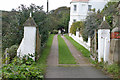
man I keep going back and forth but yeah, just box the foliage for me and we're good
[101,2,118,27]
[64,35,90,58]
[7,45,18,60]
[104,64,120,77]
[70,21,84,35]
[2,11,23,52]
[58,35,76,64]
[51,30,58,34]
[2,55,43,79]
[95,62,120,79]
[84,12,103,37]
[48,7,70,33]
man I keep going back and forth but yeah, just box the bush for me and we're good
[51,30,58,34]
[2,55,43,79]
[70,21,84,35]
[7,45,18,60]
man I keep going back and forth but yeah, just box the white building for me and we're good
[69,0,109,33]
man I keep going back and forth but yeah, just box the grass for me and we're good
[64,35,91,58]
[58,35,76,64]
[33,34,54,74]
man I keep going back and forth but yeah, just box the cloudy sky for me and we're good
[0,0,71,12]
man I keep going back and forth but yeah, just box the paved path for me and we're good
[45,35,109,78]
[47,35,58,67]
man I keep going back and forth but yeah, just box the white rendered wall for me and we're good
[76,31,79,37]
[98,29,110,62]
[70,33,90,51]
[17,26,36,60]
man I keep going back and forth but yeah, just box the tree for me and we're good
[101,2,118,27]
[48,7,70,33]
[83,12,103,38]
[70,21,84,35]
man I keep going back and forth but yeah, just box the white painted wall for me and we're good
[17,26,36,60]
[76,31,79,37]
[70,33,91,51]
[98,29,110,62]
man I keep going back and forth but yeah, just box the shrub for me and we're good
[7,45,18,60]
[2,55,43,79]
[70,21,84,35]
[51,30,58,34]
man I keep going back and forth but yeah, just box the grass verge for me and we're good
[58,35,76,64]
[64,35,90,58]
[33,34,54,74]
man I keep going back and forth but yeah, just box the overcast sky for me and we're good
[0,0,71,12]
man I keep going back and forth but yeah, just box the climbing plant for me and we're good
[70,21,84,35]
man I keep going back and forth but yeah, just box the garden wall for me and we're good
[69,33,91,51]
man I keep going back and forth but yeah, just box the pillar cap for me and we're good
[98,21,110,29]
[23,17,37,27]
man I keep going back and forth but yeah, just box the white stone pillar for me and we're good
[98,20,110,62]
[17,17,37,61]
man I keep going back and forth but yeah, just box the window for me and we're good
[73,19,76,22]
[88,5,92,11]
[74,5,77,11]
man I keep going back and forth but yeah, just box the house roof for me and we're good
[72,0,89,2]
[98,21,110,29]
[23,17,37,27]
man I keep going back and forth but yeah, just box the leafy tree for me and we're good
[83,12,103,38]
[70,21,84,35]
[101,2,118,27]
[48,7,70,33]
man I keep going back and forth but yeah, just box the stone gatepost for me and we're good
[98,17,110,62]
[109,27,120,64]
[17,14,41,61]
[109,3,120,65]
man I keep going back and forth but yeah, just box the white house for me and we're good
[68,0,109,33]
